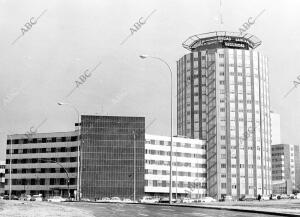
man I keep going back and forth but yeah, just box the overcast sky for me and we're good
[0,0,299,159]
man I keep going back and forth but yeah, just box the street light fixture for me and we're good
[139,54,173,204]
[57,102,81,201]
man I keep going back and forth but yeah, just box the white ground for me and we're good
[0,200,94,217]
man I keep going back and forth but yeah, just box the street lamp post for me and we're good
[139,55,173,204]
[39,159,70,199]
[57,102,80,200]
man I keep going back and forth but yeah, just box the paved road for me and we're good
[62,202,278,217]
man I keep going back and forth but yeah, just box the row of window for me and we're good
[6,157,78,165]
[6,178,76,185]
[146,180,207,188]
[146,140,205,149]
[7,147,78,155]
[145,160,206,168]
[6,167,77,174]
[221,183,258,189]
[145,150,206,159]
[146,169,206,177]
[7,136,78,145]
[221,164,259,169]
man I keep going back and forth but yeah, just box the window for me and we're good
[221,183,226,188]
[221,164,226,168]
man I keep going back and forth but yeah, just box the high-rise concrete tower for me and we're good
[177,31,272,199]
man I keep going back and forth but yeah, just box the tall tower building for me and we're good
[177,32,272,199]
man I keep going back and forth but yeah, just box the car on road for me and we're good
[201,197,217,203]
[140,196,159,203]
[47,196,66,202]
[181,198,193,203]
[110,197,121,203]
[261,195,270,200]
[295,193,300,199]
[239,195,256,201]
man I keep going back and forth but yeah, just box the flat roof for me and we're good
[182,31,262,51]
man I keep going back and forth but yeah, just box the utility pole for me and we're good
[9,135,12,200]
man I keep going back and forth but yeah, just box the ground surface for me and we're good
[0,200,93,217]
[0,199,300,217]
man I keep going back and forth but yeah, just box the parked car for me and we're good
[261,195,270,200]
[122,198,132,203]
[181,198,193,203]
[201,197,217,203]
[98,197,110,202]
[295,193,300,199]
[140,196,159,203]
[270,194,281,200]
[221,195,233,202]
[280,194,289,199]
[158,197,176,203]
[110,197,121,203]
[47,196,66,202]
[81,198,91,202]
[239,195,256,201]
[289,194,296,199]
[11,195,19,200]
[19,195,31,201]
[3,195,9,200]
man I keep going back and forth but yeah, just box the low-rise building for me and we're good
[5,131,79,198]
[145,134,206,199]
[271,144,300,194]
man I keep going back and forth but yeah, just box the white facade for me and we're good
[270,111,281,145]
[178,44,272,199]
[144,134,206,199]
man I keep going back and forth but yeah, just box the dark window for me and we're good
[71,147,77,152]
[42,138,47,143]
[23,149,28,154]
[50,178,55,185]
[13,149,18,154]
[6,150,9,154]
[52,137,56,143]
[71,136,77,142]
